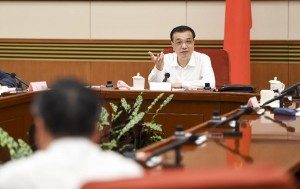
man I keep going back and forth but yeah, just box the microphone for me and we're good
[280,81,300,95]
[123,133,208,168]
[10,73,29,87]
[162,73,170,82]
[211,107,253,129]
[261,89,294,107]
[146,134,199,161]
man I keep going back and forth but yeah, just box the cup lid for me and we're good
[132,73,144,79]
[269,77,281,84]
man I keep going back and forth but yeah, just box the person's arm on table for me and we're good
[0,70,17,87]
[181,55,216,89]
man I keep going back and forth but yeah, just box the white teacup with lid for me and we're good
[269,77,285,93]
[132,73,145,90]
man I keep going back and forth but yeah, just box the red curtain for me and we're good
[224,0,252,85]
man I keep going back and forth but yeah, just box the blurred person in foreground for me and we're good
[0,78,143,189]
[148,25,215,89]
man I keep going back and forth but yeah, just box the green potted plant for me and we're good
[98,93,173,153]
[0,128,32,163]
[0,93,173,162]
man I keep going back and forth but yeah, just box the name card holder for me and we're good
[29,81,48,91]
[247,96,259,109]
[149,82,172,91]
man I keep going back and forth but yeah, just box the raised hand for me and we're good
[148,51,164,71]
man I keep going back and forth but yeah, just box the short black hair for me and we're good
[170,25,196,41]
[31,78,101,138]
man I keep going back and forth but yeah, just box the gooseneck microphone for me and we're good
[280,81,300,95]
[261,88,294,107]
[10,73,29,87]
[211,107,253,129]
[146,134,198,161]
[162,73,170,82]
[261,81,300,106]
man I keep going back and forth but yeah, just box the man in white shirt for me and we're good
[0,79,143,189]
[148,25,215,89]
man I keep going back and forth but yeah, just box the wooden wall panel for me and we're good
[0,39,300,92]
[289,64,300,86]
[90,61,154,88]
[0,60,90,86]
[0,59,295,92]
[251,62,289,91]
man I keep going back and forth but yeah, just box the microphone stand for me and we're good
[223,120,243,137]
[263,81,300,105]
[173,146,181,168]
[261,89,294,108]
[146,134,199,168]
[9,73,29,91]
[15,81,23,92]
[293,87,300,99]
[210,107,253,137]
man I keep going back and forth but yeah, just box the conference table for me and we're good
[1,88,300,181]
[137,100,300,180]
[99,88,258,137]
[0,88,257,141]
[0,88,258,161]
[0,88,256,162]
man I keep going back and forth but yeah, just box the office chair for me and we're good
[163,48,231,88]
[82,165,296,189]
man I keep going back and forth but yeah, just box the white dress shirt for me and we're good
[148,51,216,89]
[0,138,143,189]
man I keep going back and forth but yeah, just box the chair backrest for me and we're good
[82,165,296,189]
[163,48,231,88]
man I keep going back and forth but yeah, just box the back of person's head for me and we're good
[31,78,101,138]
[170,25,196,41]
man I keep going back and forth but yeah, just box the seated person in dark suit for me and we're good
[0,69,17,87]
[0,78,143,189]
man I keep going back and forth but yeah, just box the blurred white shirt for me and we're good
[0,138,143,189]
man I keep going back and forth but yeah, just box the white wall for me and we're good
[0,1,91,39]
[91,1,187,39]
[251,1,289,40]
[0,1,299,40]
[289,1,300,40]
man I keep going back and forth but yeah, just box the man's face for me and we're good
[171,30,195,60]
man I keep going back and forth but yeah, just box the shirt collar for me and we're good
[171,51,196,67]
[48,137,92,150]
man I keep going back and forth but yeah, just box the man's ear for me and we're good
[34,117,51,150]
[91,126,101,144]
[171,41,175,51]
